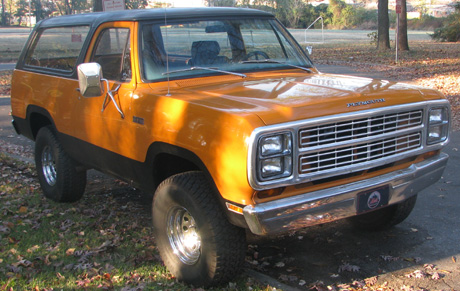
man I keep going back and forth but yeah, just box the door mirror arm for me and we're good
[77,63,124,119]
[101,79,124,119]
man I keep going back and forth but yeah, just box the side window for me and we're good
[90,28,131,81]
[24,26,90,72]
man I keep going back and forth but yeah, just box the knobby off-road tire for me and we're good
[35,126,87,202]
[152,171,246,287]
[348,195,417,231]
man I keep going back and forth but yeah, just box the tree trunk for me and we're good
[377,0,391,50]
[398,0,409,51]
[34,0,42,23]
[65,0,71,14]
[93,0,103,12]
[1,0,6,26]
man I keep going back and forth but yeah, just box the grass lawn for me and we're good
[0,154,266,290]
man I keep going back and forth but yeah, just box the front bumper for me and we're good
[243,153,449,235]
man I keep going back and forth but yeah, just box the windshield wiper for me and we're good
[163,66,246,78]
[240,59,313,73]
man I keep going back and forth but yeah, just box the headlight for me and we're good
[260,135,284,156]
[427,107,448,145]
[258,133,292,180]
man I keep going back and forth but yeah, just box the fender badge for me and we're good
[367,191,382,209]
[347,98,385,107]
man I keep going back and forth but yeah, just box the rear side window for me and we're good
[24,26,90,72]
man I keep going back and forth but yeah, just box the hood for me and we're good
[159,72,444,125]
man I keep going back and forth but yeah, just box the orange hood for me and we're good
[168,72,445,125]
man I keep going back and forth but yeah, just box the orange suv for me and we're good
[11,7,450,286]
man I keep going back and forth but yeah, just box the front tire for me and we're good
[35,126,87,202]
[152,171,246,287]
[348,195,417,231]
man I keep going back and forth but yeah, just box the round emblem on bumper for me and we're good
[367,191,381,209]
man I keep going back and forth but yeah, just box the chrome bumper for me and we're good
[243,153,449,235]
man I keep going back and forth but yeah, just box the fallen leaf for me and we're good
[66,248,76,256]
[365,276,378,286]
[424,264,436,270]
[27,245,40,253]
[310,281,328,291]
[381,255,399,262]
[12,259,32,268]
[338,263,360,273]
[0,225,10,233]
[405,269,426,279]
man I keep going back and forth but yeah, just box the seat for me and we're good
[190,41,229,66]
[142,26,167,80]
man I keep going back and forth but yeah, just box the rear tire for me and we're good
[152,171,246,287]
[35,126,86,202]
[348,195,417,231]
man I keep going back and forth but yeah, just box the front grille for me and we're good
[298,109,423,176]
[299,110,423,148]
[299,132,421,174]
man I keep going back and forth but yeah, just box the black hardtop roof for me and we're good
[37,7,274,28]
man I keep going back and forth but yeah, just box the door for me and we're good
[72,22,141,164]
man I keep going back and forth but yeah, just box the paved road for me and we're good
[1,66,459,290]
[0,63,15,71]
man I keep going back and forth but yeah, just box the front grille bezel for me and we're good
[248,101,450,191]
[297,110,423,177]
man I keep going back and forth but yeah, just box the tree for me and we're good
[1,0,6,26]
[431,2,460,42]
[125,0,147,10]
[14,0,28,26]
[55,0,72,15]
[398,0,409,51]
[377,0,390,50]
[205,0,237,6]
[414,0,429,17]
[287,0,306,28]
[93,0,102,12]
[33,0,42,23]
[328,0,347,27]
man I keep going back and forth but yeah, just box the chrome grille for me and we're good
[298,109,423,176]
[299,110,423,148]
[299,132,421,174]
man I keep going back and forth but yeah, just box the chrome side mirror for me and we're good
[306,46,313,55]
[77,63,104,97]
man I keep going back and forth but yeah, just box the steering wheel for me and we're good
[243,51,270,61]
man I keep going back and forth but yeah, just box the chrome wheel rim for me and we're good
[41,145,57,186]
[167,206,201,265]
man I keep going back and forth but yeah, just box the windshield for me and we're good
[140,18,313,81]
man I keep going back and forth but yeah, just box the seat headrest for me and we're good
[191,41,221,58]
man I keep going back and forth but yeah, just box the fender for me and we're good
[13,105,56,141]
[145,142,248,228]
